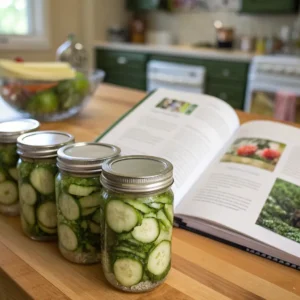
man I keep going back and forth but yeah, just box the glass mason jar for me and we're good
[0,119,40,216]
[100,155,174,292]
[17,131,74,241]
[56,142,121,264]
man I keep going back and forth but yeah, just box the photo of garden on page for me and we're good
[177,121,300,258]
[99,89,239,207]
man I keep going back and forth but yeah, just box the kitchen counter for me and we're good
[94,41,255,62]
[1,84,300,300]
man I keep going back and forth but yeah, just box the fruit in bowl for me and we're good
[0,60,104,122]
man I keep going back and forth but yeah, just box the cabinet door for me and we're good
[240,0,297,13]
[126,0,160,11]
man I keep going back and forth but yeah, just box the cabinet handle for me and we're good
[222,69,230,77]
[117,57,128,65]
[219,92,228,100]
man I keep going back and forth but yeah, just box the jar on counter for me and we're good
[56,142,121,264]
[0,119,40,216]
[17,131,74,241]
[100,155,174,292]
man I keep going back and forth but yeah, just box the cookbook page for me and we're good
[177,121,300,258]
[97,88,239,207]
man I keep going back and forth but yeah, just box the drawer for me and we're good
[97,50,147,72]
[207,83,245,109]
[105,72,146,90]
[240,0,297,13]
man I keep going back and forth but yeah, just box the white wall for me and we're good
[148,11,296,45]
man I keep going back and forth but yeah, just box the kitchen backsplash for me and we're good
[147,11,296,45]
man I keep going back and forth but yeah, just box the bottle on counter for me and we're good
[56,142,121,264]
[129,13,146,44]
[17,131,74,241]
[56,34,88,74]
[0,119,40,216]
[100,155,174,292]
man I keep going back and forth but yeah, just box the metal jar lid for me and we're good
[100,155,174,193]
[57,142,121,174]
[17,130,74,159]
[0,119,40,143]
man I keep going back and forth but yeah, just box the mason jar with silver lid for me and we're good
[0,119,40,216]
[56,142,121,264]
[17,130,74,241]
[100,155,174,292]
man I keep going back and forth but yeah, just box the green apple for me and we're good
[27,91,59,114]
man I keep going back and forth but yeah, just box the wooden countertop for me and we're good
[1,84,300,300]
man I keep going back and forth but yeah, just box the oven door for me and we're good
[245,81,300,123]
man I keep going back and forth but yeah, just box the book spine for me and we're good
[175,222,300,271]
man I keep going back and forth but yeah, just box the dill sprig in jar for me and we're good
[56,142,121,264]
[100,155,174,292]
[0,119,39,216]
[17,131,74,241]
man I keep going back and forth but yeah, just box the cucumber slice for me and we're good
[154,226,172,245]
[113,258,143,287]
[147,241,171,280]
[8,168,18,181]
[38,222,57,234]
[155,195,172,204]
[89,221,101,234]
[0,181,18,205]
[59,193,80,221]
[148,202,164,210]
[81,207,97,216]
[132,218,159,243]
[92,209,101,224]
[58,224,78,251]
[164,204,173,223]
[81,220,88,230]
[144,212,156,218]
[30,168,55,195]
[79,192,101,208]
[123,199,154,214]
[106,200,139,233]
[157,210,172,230]
[20,183,37,205]
[22,203,35,225]
[68,184,98,197]
[114,246,146,259]
[37,202,57,228]
[0,170,5,183]
[117,232,133,241]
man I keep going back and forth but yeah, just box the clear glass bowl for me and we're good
[0,70,105,122]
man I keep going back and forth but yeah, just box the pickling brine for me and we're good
[100,155,174,292]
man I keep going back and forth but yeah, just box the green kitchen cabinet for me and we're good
[126,0,160,11]
[96,49,147,90]
[240,0,298,14]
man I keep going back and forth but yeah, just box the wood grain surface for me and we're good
[0,84,299,300]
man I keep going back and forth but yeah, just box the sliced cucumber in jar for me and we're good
[132,218,160,244]
[155,195,172,204]
[59,193,80,221]
[157,210,172,230]
[58,224,78,251]
[79,192,101,208]
[30,168,55,195]
[92,209,101,224]
[22,203,36,225]
[68,184,98,197]
[113,257,143,287]
[37,202,57,228]
[89,221,101,234]
[8,168,18,181]
[164,204,173,223]
[0,170,6,183]
[38,222,57,235]
[114,246,146,259]
[20,183,37,205]
[147,202,164,210]
[0,181,18,205]
[123,199,154,214]
[154,226,172,245]
[144,212,157,218]
[147,241,171,281]
[81,207,97,216]
[106,200,140,233]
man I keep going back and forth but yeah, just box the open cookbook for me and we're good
[96,88,300,270]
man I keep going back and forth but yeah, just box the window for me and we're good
[0,0,49,50]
